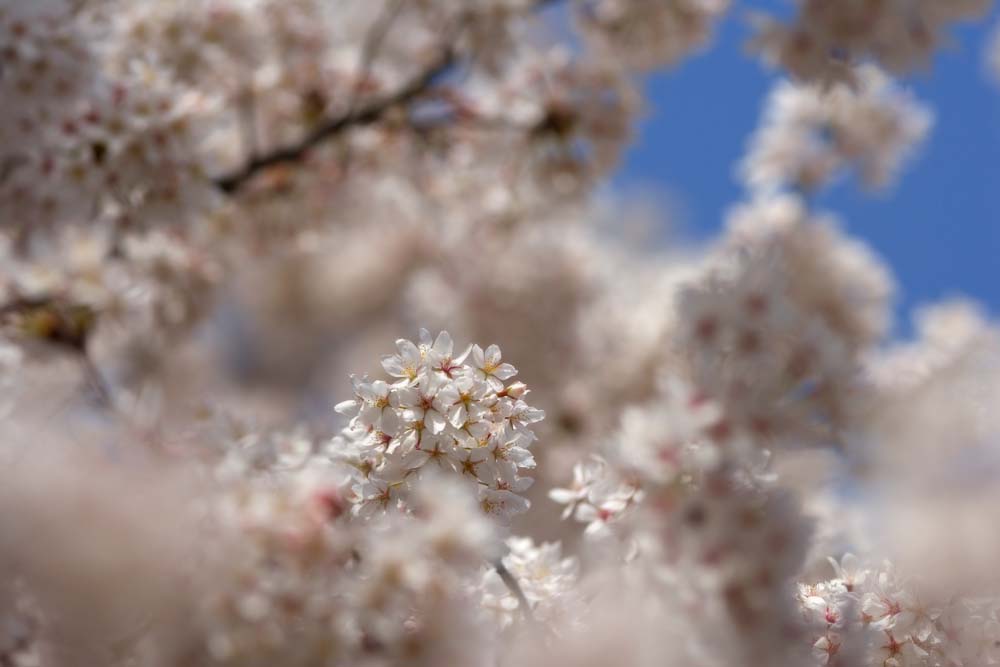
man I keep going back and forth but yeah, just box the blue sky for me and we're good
[615,3,1000,335]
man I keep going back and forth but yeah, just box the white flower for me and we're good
[501,398,546,438]
[549,456,607,520]
[469,343,518,391]
[419,328,471,377]
[828,553,867,593]
[397,373,451,435]
[811,633,841,665]
[355,478,405,518]
[575,483,634,538]
[550,454,641,537]
[381,337,424,384]
[861,565,916,632]
[443,375,490,428]
[478,485,530,519]
[400,433,457,471]
[336,377,400,435]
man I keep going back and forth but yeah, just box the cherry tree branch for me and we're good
[211,0,568,195]
[212,48,456,194]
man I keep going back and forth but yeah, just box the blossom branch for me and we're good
[212,47,456,194]
[212,0,567,195]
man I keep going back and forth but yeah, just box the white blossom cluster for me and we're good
[549,375,816,665]
[742,66,933,193]
[476,536,580,627]
[575,0,729,71]
[0,1,215,231]
[751,0,993,83]
[674,195,894,451]
[799,555,1000,666]
[334,331,544,521]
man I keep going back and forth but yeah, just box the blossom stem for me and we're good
[495,560,535,622]
[81,354,113,409]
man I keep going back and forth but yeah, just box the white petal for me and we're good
[334,399,359,415]
[397,339,421,363]
[493,363,517,380]
[453,343,473,364]
[485,344,502,365]
[381,355,406,377]
[448,404,467,428]
[549,488,579,504]
[380,409,400,435]
[433,331,453,356]
[426,410,447,434]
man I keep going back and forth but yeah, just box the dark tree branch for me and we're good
[212,48,456,194]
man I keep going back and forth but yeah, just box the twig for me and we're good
[339,0,407,173]
[347,0,406,117]
[81,353,113,409]
[495,559,535,622]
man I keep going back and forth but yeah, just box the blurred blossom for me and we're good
[750,0,992,83]
[742,66,932,194]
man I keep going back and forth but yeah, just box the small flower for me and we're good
[381,337,423,384]
[397,373,450,435]
[549,456,607,520]
[478,484,531,519]
[469,343,518,391]
[419,328,470,377]
[828,553,867,593]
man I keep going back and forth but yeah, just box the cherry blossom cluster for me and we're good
[333,331,544,521]
[0,1,215,231]
[799,555,1000,667]
[548,379,724,538]
[476,536,579,627]
[198,463,355,665]
[677,195,893,448]
[647,475,813,666]
[550,375,816,665]
[550,454,642,537]
[751,0,993,83]
[742,65,933,193]
[195,464,512,667]
[575,0,729,71]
